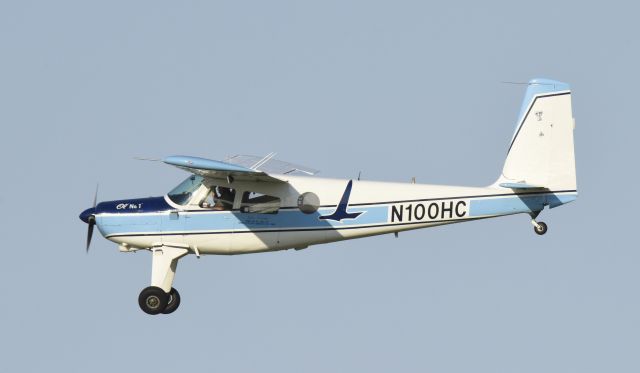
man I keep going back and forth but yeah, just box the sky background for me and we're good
[0,1,638,372]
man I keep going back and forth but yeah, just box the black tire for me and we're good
[534,221,548,235]
[162,288,181,314]
[138,286,169,315]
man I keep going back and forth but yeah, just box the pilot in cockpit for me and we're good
[201,186,235,210]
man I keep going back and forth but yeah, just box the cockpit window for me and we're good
[200,186,236,211]
[168,175,204,205]
[240,191,280,214]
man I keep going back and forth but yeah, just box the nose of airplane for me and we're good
[79,207,96,224]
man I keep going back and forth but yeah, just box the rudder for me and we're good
[497,78,577,192]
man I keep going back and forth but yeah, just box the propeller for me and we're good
[82,184,99,253]
[86,215,95,252]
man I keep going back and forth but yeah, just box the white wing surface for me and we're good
[224,154,319,176]
[163,154,318,183]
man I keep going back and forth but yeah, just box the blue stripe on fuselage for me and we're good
[469,192,577,217]
[97,205,388,237]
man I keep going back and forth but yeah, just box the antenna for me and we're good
[500,81,554,86]
[134,157,161,162]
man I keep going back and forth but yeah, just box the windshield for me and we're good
[167,175,204,205]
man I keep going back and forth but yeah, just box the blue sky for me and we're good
[1,1,638,372]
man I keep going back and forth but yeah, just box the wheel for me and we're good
[534,221,548,235]
[138,286,169,315]
[162,288,181,314]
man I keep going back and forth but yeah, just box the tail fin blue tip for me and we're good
[517,78,571,124]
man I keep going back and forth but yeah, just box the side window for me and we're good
[200,186,236,211]
[240,191,280,214]
[168,175,205,205]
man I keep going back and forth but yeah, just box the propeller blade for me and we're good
[86,183,98,253]
[87,220,96,254]
[86,218,95,253]
[93,184,99,208]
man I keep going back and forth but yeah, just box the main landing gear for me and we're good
[530,212,548,236]
[138,246,188,315]
[138,286,181,315]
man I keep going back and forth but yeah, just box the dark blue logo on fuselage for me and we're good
[319,180,363,222]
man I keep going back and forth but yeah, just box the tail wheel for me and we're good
[534,221,548,235]
[138,286,169,315]
[162,288,181,314]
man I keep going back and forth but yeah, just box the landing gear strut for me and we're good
[138,246,188,315]
[530,212,548,235]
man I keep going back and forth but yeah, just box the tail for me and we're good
[495,78,577,200]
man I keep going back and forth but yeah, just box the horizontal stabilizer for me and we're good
[499,182,545,189]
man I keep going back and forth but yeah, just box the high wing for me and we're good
[224,154,319,176]
[163,154,318,183]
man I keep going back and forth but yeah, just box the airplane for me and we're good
[79,78,578,315]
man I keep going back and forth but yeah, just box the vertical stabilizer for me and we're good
[497,79,576,192]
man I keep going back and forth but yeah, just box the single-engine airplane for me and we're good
[79,78,577,315]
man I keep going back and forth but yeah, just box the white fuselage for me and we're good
[95,175,577,255]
